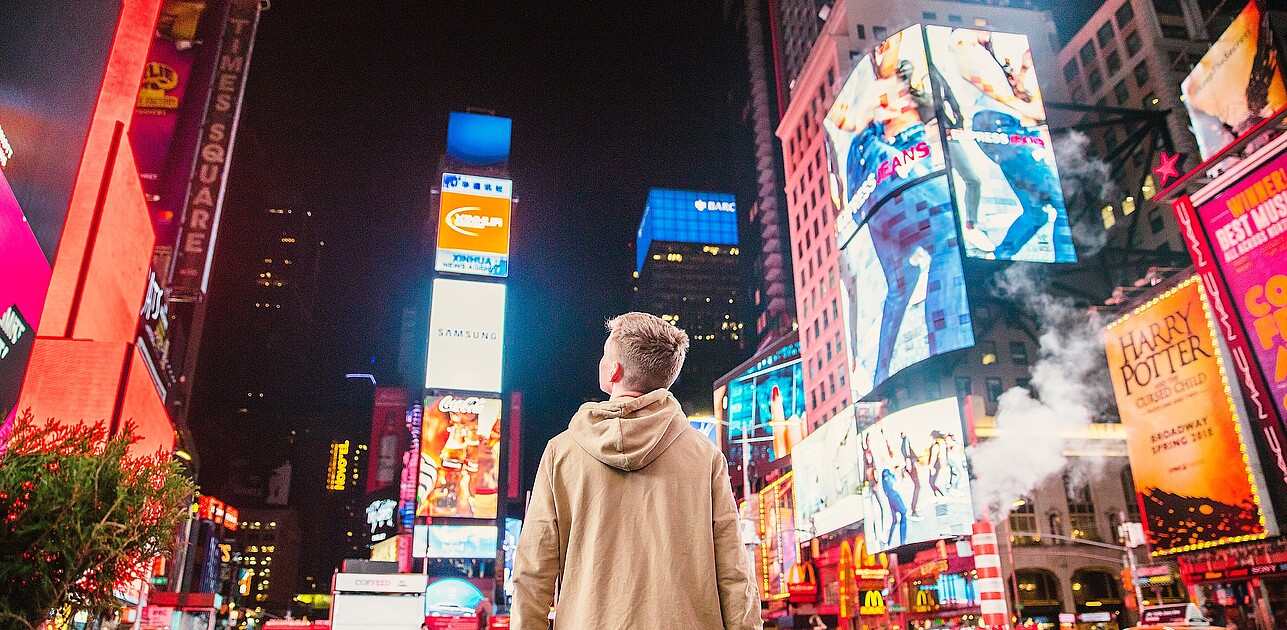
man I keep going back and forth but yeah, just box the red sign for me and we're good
[224,506,239,531]
[488,617,510,630]
[368,387,408,494]
[787,562,819,604]
[425,618,476,630]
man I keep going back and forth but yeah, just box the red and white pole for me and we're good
[972,520,1010,630]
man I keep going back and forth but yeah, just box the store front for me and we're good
[1012,568,1063,629]
[1179,539,1287,630]
[899,545,983,629]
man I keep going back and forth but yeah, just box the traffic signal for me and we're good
[1121,568,1138,610]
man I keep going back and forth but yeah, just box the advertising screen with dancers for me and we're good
[924,26,1076,263]
[858,398,974,553]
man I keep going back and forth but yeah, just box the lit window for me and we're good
[1101,205,1116,229]
[1122,196,1136,216]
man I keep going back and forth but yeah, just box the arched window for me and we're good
[1072,567,1124,614]
[1012,569,1063,609]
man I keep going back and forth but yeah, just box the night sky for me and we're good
[200,0,1103,491]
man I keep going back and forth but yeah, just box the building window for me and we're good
[1010,499,1040,545]
[1072,569,1124,612]
[1149,207,1165,234]
[985,377,1004,404]
[1124,30,1142,56]
[980,341,998,365]
[1087,68,1103,92]
[1113,79,1129,105]
[1065,472,1102,541]
[1010,341,1029,365]
[1079,41,1097,68]
[1116,1,1135,29]
[1122,196,1136,216]
[949,14,962,23]
[856,24,866,39]
[923,11,937,20]
[955,377,972,398]
[1014,570,1063,611]
[1071,85,1085,103]
[1063,59,1079,83]
[1133,59,1150,87]
[1160,22,1188,40]
[873,26,887,39]
[1096,22,1116,49]
[1105,50,1121,75]
[1101,205,1117,229]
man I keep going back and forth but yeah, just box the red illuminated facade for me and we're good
[16,0,175,458]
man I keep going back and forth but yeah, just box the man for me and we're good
[512,313,761,630]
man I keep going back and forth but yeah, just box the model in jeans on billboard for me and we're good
[948,29,1059,260]
[511,313,761,630]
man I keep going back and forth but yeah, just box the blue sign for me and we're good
[636,188,738,273]
[446,112,512,166]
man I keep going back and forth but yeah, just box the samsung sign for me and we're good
[425,278,506,393]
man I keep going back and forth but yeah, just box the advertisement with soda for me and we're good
[417,395,501,519]
[1198,150,1287,436]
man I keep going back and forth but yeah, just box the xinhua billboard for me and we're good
[424,278,506,393]
[435,172,512,278]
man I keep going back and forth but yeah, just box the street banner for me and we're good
[170,0,261,299]
[1104,277,1272,554]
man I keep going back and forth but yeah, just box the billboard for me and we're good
[859,398,973,552]
[446,112,512,166]
[368,387,408,494]
[436,173,513,278]
[502,518,522,598]
[757,472,798,601]
[793,405,883,539]
[425,278,506,393]
[719,337,804,475]
[398,403,423,534]
[824,26,946,243]
[1182,1,1287,161]
[635,188,738,273]
[0,169,51,425]
[838,205,973,400]
[925,26,1076,263]
[1196,150,1287,441]
[424,577,487,618]
[417,395,501,519]
[1104,277,1272,554]
[412,524,498,559]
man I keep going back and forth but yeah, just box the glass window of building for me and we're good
[1063,59,1079,83]
[949,14,962,23]
[1010,341,1029,365]
[1106,50,1121,75]
[1088,68,1103,92]
[1013,569,1063,609]
[1125,30,1142,56]
[1113,79,1130,105]
[1010,499,1040,545]
[872,26,887,40]
[1149,207,1165,234]
[1072,568,1124,612]
[923,11,937,20]
[856,24,866,39]
[985,377,1004,404]
[1065,472,1102,541]
[1079,41,1097,67]
[1101,205,1117,229]
[980,341,997,365]
[1133,60,1150,87]
[1116,1,1135,28]
[1097,22,1116,48]
[1152,0,1183,17]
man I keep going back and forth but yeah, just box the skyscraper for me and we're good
[632,188,747,413]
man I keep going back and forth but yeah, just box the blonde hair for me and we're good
[605,312,690,392]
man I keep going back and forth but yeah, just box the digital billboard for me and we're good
[446,111,512,166]
[502,518,522,598]
[838,202,973,400]
[635,188,738,273]
[1196,150,1287,441]
[1182,1,1286,161]
[859,398,973,552]
[719,336,804,475]
[425,278,506,393]
[436,173,512,278]
[793,404,884,539]
[412,524,498,559]
[757,472,798,601]
[417,395,501,519]
[1104,277,1273,554]
[824,25,946,244]
[925,26,1076,263]
[424,577,487,618]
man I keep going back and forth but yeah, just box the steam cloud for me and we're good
[968,264,1115,521]
[1054,131,1116,256]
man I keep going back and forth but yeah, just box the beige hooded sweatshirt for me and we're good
[511,389,762,630]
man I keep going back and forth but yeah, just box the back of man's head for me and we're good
[605,312,690,393]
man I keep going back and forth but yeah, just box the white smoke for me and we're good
[1054,130,1116,256]
[969,264,1115,520]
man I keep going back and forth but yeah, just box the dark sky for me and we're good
[204,0,756,487]
[202,0,1105,493]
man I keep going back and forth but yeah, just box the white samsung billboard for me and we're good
[425,278,506,393]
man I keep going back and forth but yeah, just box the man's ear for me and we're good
[609,361,625,384]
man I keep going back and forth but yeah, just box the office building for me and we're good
[633,188,747,413]
[235,509,303,617]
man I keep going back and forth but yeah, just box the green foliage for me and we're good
[0,409,196,630]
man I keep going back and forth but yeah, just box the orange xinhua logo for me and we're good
[438,190,511,256]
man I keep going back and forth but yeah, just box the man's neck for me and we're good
[609,386,648,400]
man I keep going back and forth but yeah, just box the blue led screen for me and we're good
[636,188,738,273]
[446,112,512,166]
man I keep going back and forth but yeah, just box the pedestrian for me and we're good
[511,312,762,630]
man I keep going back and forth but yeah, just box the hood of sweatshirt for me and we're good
[569,389,688,471]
